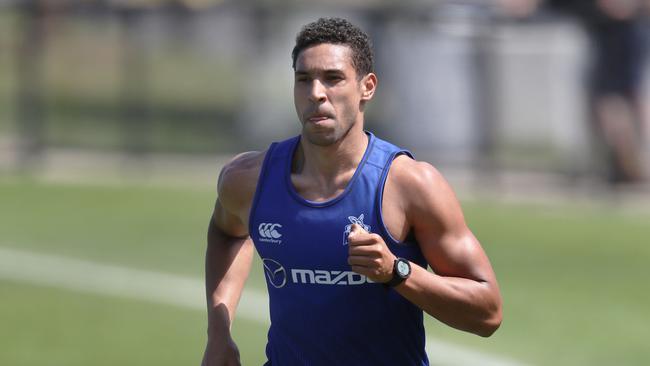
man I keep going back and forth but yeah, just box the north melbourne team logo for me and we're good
[343,214,371,245]
[258,223,282,244]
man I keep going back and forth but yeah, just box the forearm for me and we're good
[395,263,502,337]
[205,220,254,338]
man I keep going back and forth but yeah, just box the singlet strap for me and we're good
[248,141,279,235]
[374,149,414,246]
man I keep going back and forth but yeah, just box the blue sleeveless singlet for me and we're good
[249,132,429,366]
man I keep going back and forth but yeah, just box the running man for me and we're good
[202,17,502,366]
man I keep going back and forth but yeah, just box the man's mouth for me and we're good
[309,116,329,122]
[307,114,332,123]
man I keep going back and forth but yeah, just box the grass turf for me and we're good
[0,178,648,365]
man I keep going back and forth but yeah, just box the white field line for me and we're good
[0,247,528,366]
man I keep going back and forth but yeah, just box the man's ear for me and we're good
[360,73,377,102]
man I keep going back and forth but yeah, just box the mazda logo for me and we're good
[262,258,287,289]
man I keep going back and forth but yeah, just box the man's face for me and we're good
[293,43,370,146]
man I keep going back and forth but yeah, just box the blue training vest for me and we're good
[249,132,429,366]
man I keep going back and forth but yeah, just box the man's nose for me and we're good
[309,79,327,103]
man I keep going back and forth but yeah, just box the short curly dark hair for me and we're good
[291,17,374,78]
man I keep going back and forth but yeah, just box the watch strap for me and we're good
[385,258,410,287]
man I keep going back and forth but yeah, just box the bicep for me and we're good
[419,227,495,283]
[212,150,263,239]
[409,166,496,283]
[212,198,249,239]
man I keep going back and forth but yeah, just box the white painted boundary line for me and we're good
[0,247,528,366]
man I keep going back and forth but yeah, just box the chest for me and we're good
[290,170,355,203]
[252,198,378,270]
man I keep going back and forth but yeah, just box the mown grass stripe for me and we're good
[0,246,528,366]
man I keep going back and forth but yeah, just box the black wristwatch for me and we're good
[385,258,411,287]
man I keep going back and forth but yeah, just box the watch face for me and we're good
[396,260,410,276]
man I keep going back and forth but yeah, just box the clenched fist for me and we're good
[347,224,397,283]
[201,334,241,366]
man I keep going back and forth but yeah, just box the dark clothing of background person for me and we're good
[548,0,648,183]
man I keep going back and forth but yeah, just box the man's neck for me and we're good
[294,127,369,183]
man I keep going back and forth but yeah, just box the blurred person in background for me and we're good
[202,17,502,366]
[499,0,649,184]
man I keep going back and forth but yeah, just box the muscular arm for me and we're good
[394,160,502,337]
[204,202,253,343]
[201,152,263,366]
[347,157,502,336]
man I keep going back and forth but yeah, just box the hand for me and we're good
[347,224,397,283]
[201,335,241,366]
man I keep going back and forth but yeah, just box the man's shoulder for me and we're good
[387,155,459,208]
[221,151,266,177]
[387,155,463,228]
[217,150,267,208]
[389,154,446,191]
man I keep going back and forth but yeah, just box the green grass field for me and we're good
[1,178,649,365]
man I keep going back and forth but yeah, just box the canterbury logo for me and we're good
[258,223,282,239]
